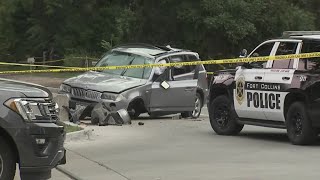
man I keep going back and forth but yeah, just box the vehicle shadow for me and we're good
[238,131,320,146]
[134,116,181,121]
[239,131,289,143]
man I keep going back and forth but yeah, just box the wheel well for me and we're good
[209,86,229,104]
[284,92,307,118]
[128,98,146,113]
[0,126,19,163]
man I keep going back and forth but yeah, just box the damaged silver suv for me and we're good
[59,44,208,120]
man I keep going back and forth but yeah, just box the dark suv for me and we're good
[0,79,65,180]
[208,31,320,145]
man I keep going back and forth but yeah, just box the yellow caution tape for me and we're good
[0,52,319,74]
[33,59,65,64]
[33,57,99,64]
[0,61,77,69]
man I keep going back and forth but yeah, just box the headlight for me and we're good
[5,98,58,122]
[60,84,71,93]
[101,93,123,101]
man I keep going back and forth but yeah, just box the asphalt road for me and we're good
[59,107,320,180]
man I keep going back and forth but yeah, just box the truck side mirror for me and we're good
[239,49,248,58]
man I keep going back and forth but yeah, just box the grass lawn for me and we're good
[57,121,83,133]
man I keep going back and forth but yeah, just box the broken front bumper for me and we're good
[69,96,129,111]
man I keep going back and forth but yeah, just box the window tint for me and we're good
[272,42,298,69]
[251,42,274,57]
[249,42,275,69]
[299,41,320,71]
[170,55,195,77]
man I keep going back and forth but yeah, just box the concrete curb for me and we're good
[63,121,94,142]
[56,166,84,180]
[66,128,94,142]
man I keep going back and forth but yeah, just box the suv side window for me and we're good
[299,41,320,71]
[249,42,275,68]
[272,42,298,69]
[171,55,186,76]
[187,55,197,72]
[170,55,196,78]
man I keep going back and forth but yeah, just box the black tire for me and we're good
[128,104,141,120]
[286,102,317,145]
[209,95,244,135]
[181,93,203,119]
[0,136,16,180]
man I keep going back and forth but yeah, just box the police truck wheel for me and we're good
[209,95,243,135]
[286,102,317,145]
[0,136,16,180]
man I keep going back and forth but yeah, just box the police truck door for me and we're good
[234,41,277,120]
[262,40,301,122]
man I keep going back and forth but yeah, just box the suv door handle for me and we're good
[185,87,194,92]
[282,77,291,81]
[255,76,263,80]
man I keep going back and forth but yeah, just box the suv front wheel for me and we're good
[0,136,16,180]
[286,102,317,145]
[209,95,243,135]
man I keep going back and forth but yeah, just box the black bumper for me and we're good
[12,122,66,178]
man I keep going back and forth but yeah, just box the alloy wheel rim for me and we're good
[192,97,201,117]
[215,104,229,128]
[0,154,3,178]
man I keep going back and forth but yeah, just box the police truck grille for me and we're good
[71,88,101,100]
[44,100,59,121]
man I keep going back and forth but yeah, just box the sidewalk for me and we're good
[56,149,128,180]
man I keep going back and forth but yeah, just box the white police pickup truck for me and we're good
[208,31,320,145]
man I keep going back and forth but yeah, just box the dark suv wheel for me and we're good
[286,102,317,145]
[209,95,243,135]
[0,136,16,180]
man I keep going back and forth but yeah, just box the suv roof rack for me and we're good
[114,43,166,50]
[282,31,320,38]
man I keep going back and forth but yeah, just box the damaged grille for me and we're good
[71,88,102,100]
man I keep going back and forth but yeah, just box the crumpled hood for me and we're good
[0,79,50,98]
[63,71,148,93]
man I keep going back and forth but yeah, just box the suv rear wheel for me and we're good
[209,95,243,135]
[181,93,202,119]
[286,102,317,145]
[0,136,16,180]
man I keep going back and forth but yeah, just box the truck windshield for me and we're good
[95,51,154,79]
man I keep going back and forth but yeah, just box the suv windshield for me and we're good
[95,51,154,79]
